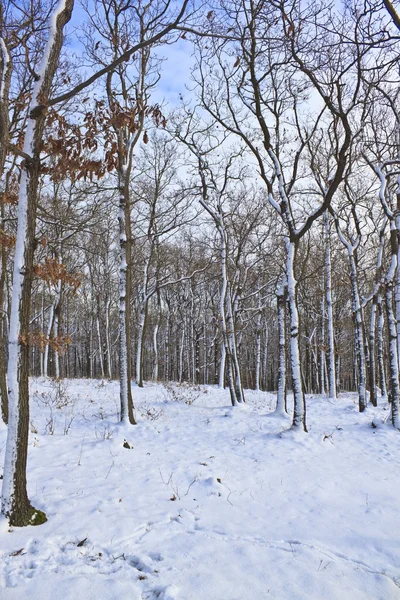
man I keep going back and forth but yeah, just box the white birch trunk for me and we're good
[118,170,130,422]
[97,317,104,378]
[286,240,306,430]
[369,224,385,407]
[219,343,226,389]
[136,250,151,387]
[89,315,94,379]
[219,227,238,406]
[53,263,62,380]
[2,0,74,525]
[153,294,161,381]
[377,297,388,401]
[43,303,55,377]
[349,253,366,412]
[179,326,185,383]
[105,298,112,378]
[385,243,400,429]
[319,269,326,395]
[276,283,287,415]
[136,305,146,387]
[324,211,336,400]
[225,281,244,403]
[255,294,262,391]
[262,323,268,390]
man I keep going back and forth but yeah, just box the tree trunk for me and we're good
[1,0,74,525]
[255,295,262,391]
[262,322,268,391]
[276,283,287,414]
[136,298,148,388]
[369,226,385,407]
[0,200,9,423]
[377,297,387,401]
[118,168,135,423]
[324,211,336,400]
[369,298,378,407]
[219,343,226,389]
[349,253,366,412]
[385,248,400,429]
[105,298,112,378]
[286,239,307,431]
[153,292,161,381]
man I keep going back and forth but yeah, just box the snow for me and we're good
[1,379,400,599]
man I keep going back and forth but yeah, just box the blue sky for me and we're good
[64,0,194,109]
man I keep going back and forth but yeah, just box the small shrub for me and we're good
[33,380,74,435]
[162,382,201,405]
[138,402,164,421]
[33,379,73,410]
[94,424,113,440]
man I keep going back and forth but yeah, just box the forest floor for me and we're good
[0,378,399,599]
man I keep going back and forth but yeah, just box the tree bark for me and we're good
[1,0,74,526]
[286,240,307,431]
[276,283,287,414]
[324,211,336,400]
[118,169,135,423]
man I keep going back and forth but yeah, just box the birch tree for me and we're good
[362,81,400,426]
[331,203,368,412]
[1,0,74,527]
[0,0,51,422]
[323,211,336,399]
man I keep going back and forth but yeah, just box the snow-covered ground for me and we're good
[0,378,399,599]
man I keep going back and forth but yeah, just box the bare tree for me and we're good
[1,0,74,527]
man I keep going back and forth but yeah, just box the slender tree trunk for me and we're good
[136,298,148,388]
[349,253,366,412]
[369,299,378,407]
[53,261,62,379]
[377,297,387,401]
[319,309,325,395]
[385,233,400,429]
[262,322,268,391]
[324,211,336,400]
[153,292,161,381]
[219,235,237,406]
[276,283,287,414]
[319,232,326,394]
[118,168,135,423]
[165,302,170,381]
[226,282,245,403]
[219,343,226,389]
[105,298,112,378]
[0,0,12,424]
[0,201,8,423]
[286,239,307,431]
[218,224,244,405]
[336,354,341,394]
[178,326,185,383]
[136,249,151,387]
[91,317,95,376]
[255,295,262,391]
[96,316,104,378]
[2,0,74,525]
[43,302,54,377]
[369,226,385,407]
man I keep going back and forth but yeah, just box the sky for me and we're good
[64,0,195,110]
